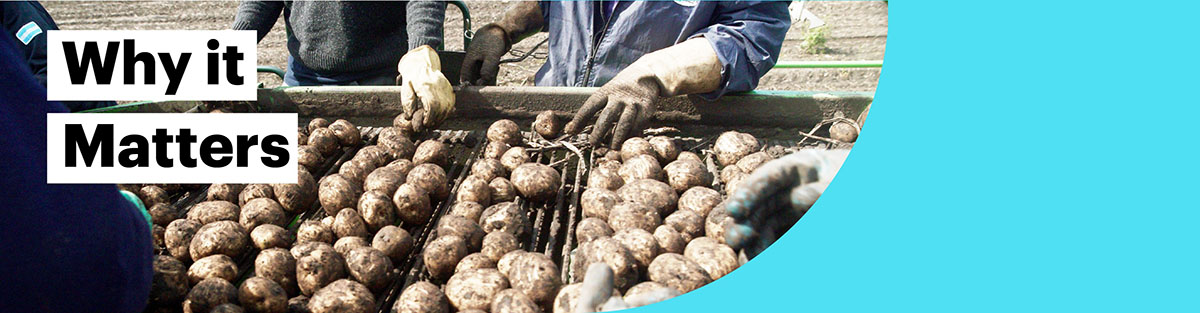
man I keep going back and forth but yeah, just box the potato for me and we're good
[723,170,747,196]
[735,151,772,173]
[648,253,711,293]
[479,202,528,237]
[572,237,637,289]
[510,163,561,201]
[830,120,859,143]
[287,296,310,313]
[255,248,299,296]
[329,119,361,146]
[187,200,239,225]
[470,159,506,182]
[491,289,539,313]
[208,184,245,202]
[487,119,522,145]
[318,174,361,215]
[613,228,660,269]
[424,235,468,279]
[334,237,369,257]
[357,191,396,232]
[607,202,661,233]
[166,219,203,262]
[595,158,621,172]
[332,208,370,239]
[363,166,405,196]
[488,177,518,203]
[149,255,189,307]
[648,136,680,163]
[308,128,340,156]
[664,159,713,194]
[308,279,375,313]
[603,150,622,161]
[587,164,624,191]
[148,203,177,226]
[617,179,678,216]
[445,268,509,311]
[251,225,293,250]
[190,220,250,260]
[273,170,318,214]
[378,127,417,159]
[392,281,449,313]
[373,225,414,263]
[296,243,347,296]
[354,145,392,168]
[238,276,288,313]
[580,188,619,220]
[498,147,528,172]
[448,201,485,222]
[139,185,169,207]
[532,110,562,138]
[392,183,433,225]
[549,283,623,313]
[503,252,560,304]
[184,278,238,313]
[575,218,613,245]
[713,131,758,166]
[619,137,655,162]
[619,154,666,184]
[408,163,450,200]
[482,140,511,160]
[239,184,274,206]
[481,231,519,262]
[678,187,722,217]
[653,225,686,254]
[153,224,166,247]
[684,237,738,280]
[456,253,497,273]
[623,281,680,305]
[338,158,375,185]
[437,215,486,251]
[705,204,735,244]
[496,250,526,277]
[664,210,704,242]
[413,140,450,167]
[393,115,415,136]
[346,247,395,292]
[677,151,702,164]
[386,158,416,175]
[307,118,331,132]
[297,146,325,173]
[457,175,492,207]
[241,198,288,230]
[297,220,334,244]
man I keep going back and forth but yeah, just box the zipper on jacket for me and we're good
[582,4,615,86]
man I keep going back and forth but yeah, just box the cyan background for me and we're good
[628,1,1198,311]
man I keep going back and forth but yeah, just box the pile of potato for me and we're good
[562,130,774,312]
[393,118,568,313]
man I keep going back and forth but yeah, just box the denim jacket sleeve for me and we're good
[691,1,790,100]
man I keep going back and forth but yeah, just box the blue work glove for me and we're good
[724,150,849,258]
[119,189,153,229]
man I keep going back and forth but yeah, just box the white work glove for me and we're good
[574,263,679,313]
[564,37,724,148]
[396,45,456,133]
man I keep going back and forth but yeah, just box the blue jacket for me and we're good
[536,1,790,99]
[1,1,117,111]
[0,34,153,313]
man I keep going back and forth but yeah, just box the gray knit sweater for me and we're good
[232,0,445,75]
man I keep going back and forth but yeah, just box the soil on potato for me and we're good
[43,1,886,92]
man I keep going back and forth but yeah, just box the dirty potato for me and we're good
[713,131,758,166]
[677,151,702,164]
[580,188,619,220]
[684,237,738,280]
[363,166,405,196]
[239,184,274,206]
[437,215,486,251]
[470,159,507,182]
[478,202,528,237]
[149,255,189,307]
[407,163,450,200]
[413,140,450,167]
[392,281,449,313]
[648,136,680,163]
[504,253,561,304]
[255,248,299,296]
[449,201,485,222]
[187,200,239,225]
[829,119,859,143]
[346,247,395,292]
[424,235,469,279]
[664,209,704,242]
[153,224,166,248]
[318,174,361,215]
[488,177,518,203]
[148,203,178,226]
[571,237,638,289]
[308,118,331,132]
[251,224,294,250]
[273,170,317,214]
[575,218,613,245]
[392,183,433,225]
[735,151,772,173]
[308,128,340,156]
[617,179,678,216]
[587,164,624,191]
[613,228,660,269]
[140,185,169,207]
[481,231,520,262]
[491,289,540,313]
[532,110,562,138]
[647,253,711,293]
[483,141,511,160]
[457,175,492,207]
[240,198,288,230]
[354,145,392,168]
[653,225,686,254]
[296,220,334,244]
[623,281,680,305]
[298,146,325,173]
[184,278,238,313]
[296,243,347,296]
[334,237,369,257]
[664,159,713,194]
[238,276,288,313]
[373,225,414,263]
[618,154,664,182]
[487,119,522,146]
[307,279,375,313]
[607,202,661,233]
[287,296,310,313]
[705,204,735,244]
[166,219,203,262]
[358,190,396,232]
[208,184,245,202]
[456,253,497,273]
[678,187,722,217]
[445,268,509,311]
[329,119,361,146]
[339,158,376,185]
[510,163,561,202]
[499,147,529,173]
[378,127,417,160]
[332,208,370,239]
[619,137,656,162]
[190,221,250,261]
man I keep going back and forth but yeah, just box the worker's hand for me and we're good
[397,45,456,132]
[564,69,661,148]
[723,150,849,258]
[460,24,510,86]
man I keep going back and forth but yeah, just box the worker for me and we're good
[1,1,118,112]
[724,149,849,259]
[461,1,790,147]
[232,0,455,130]
[0,33,153,312]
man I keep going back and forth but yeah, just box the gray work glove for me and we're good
[565,37,724,148]
[724,150,849,258]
